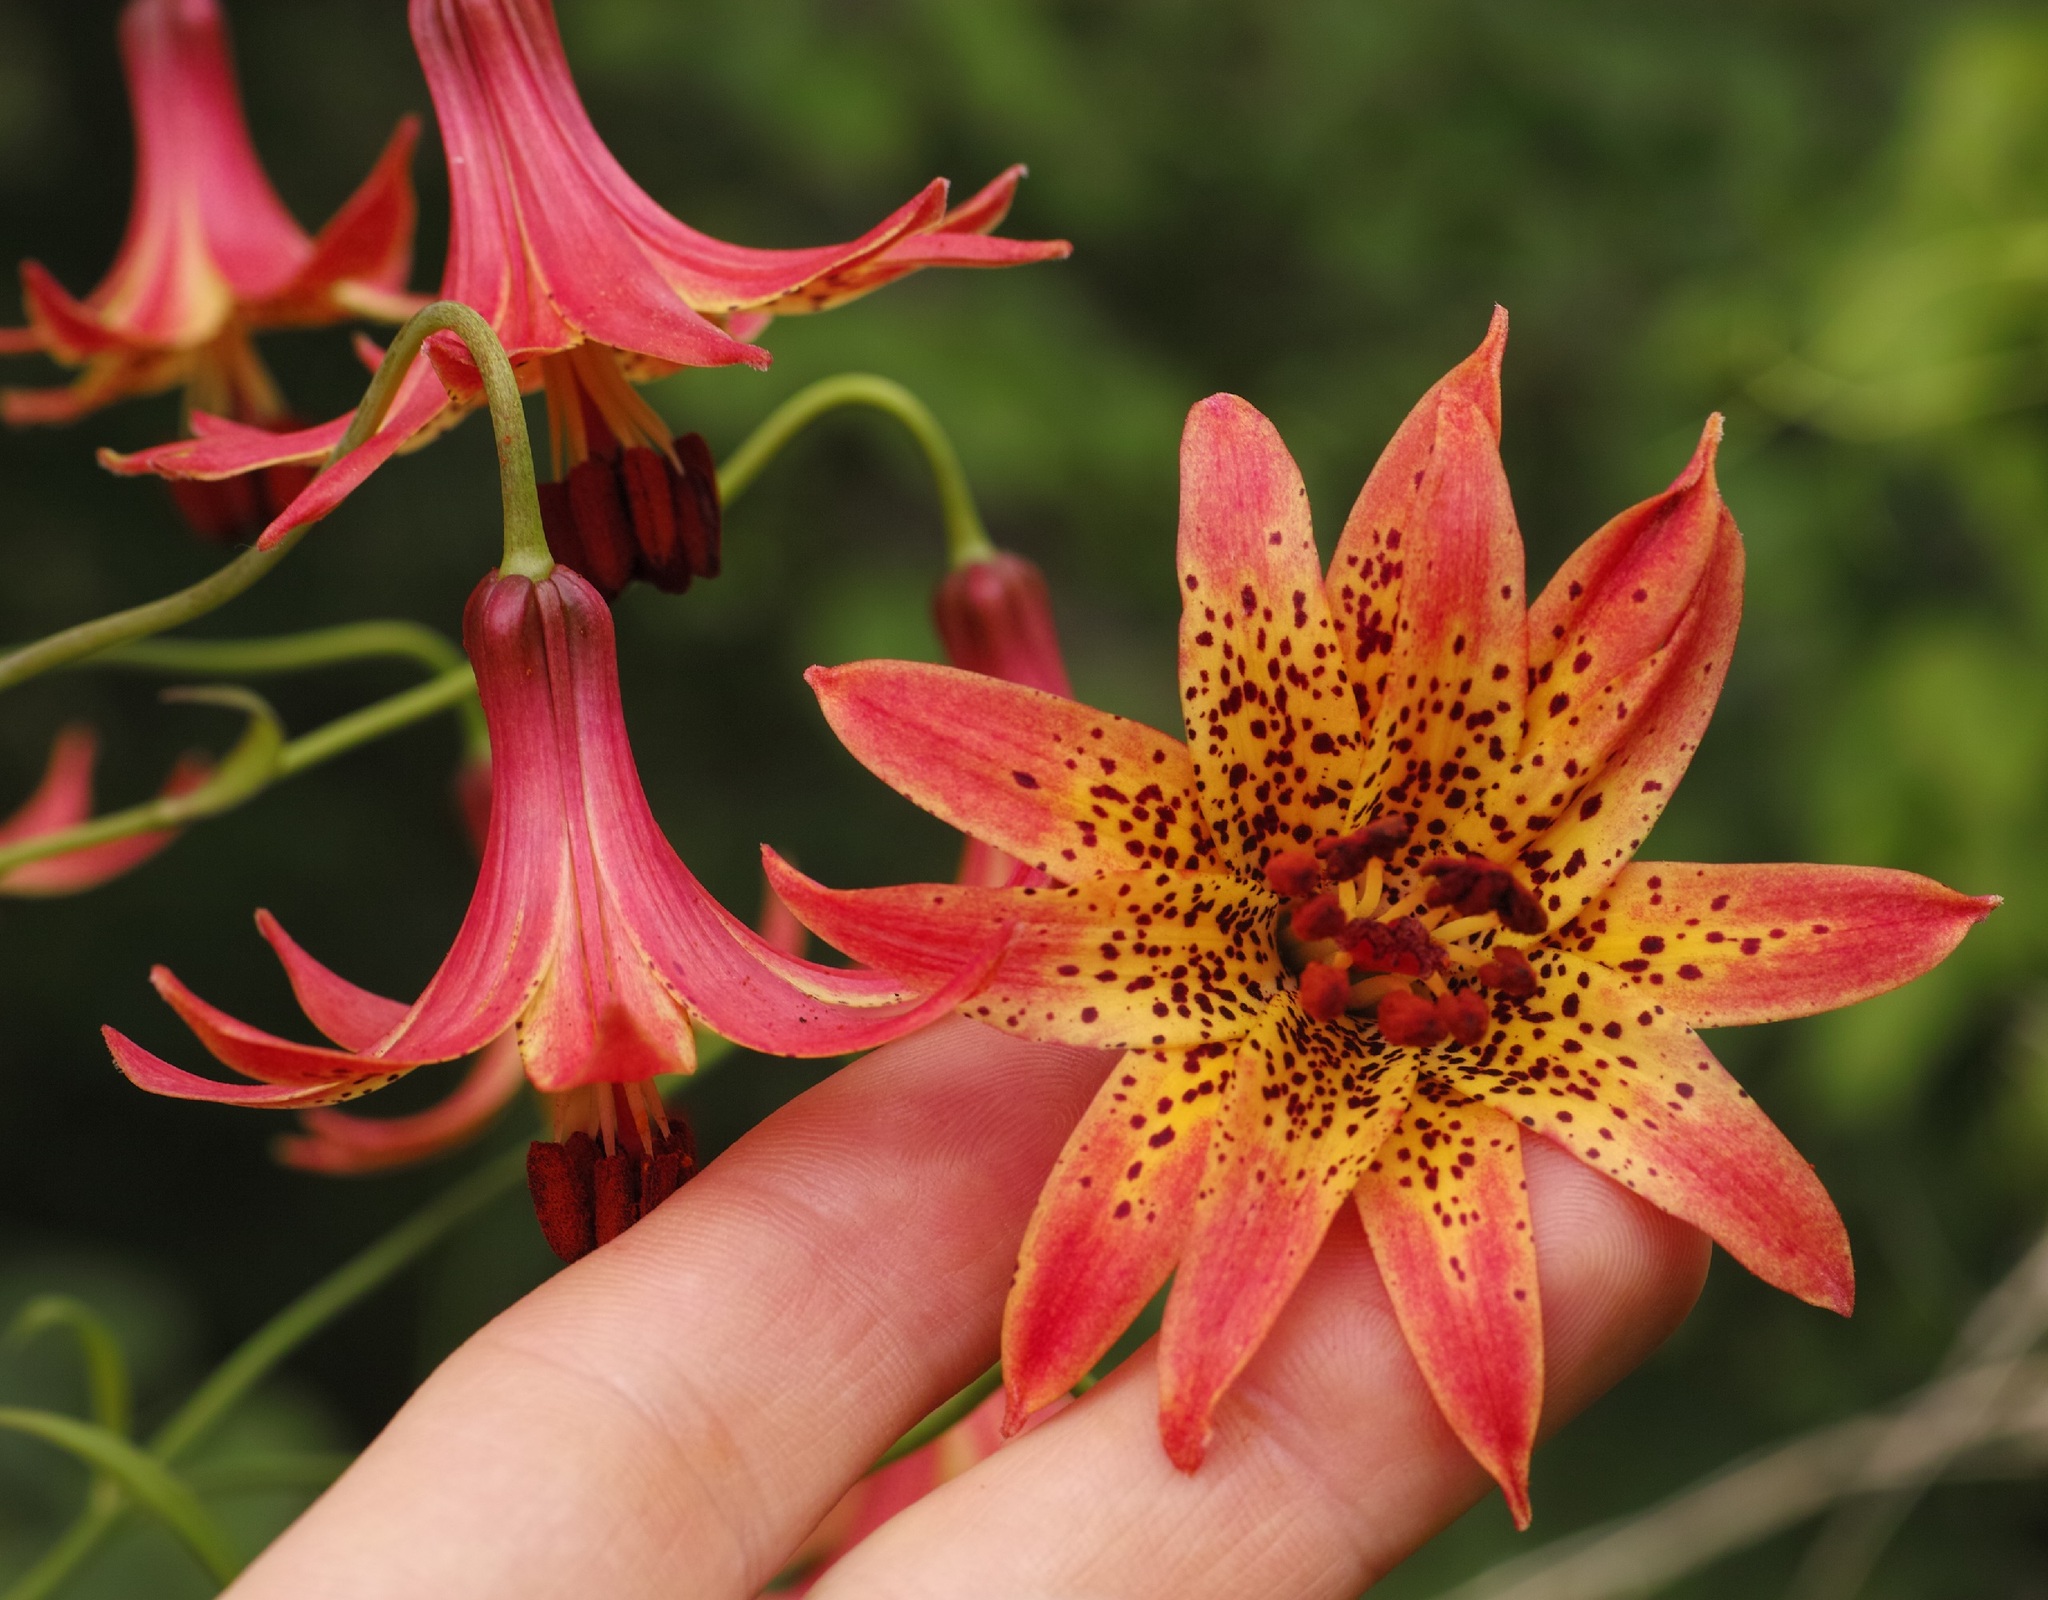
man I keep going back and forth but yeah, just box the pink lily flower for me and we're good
[104,564,1005,1248]
[0,0,419,539]
[0,724,209,896]
[764,311,1996,1524]
[103,0,1069,589]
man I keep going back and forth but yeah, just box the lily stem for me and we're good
[0,664,477,881]
[871,1363,1003,1472]
[717,373,996,569]
[0,1145,529,1600]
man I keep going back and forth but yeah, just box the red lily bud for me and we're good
[451,752,492,859]
[1290,892,1347,942]
[1438,990,1491,1046]
[1376,989,1446,1048]
[1264,849,1322,899]
[933,551,1073,698]
[1297,960,1353,1022]
[1477,943,1539,998]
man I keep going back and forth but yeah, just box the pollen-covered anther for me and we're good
[1297,960,1354,1023]
[1438,989,1490,1046]
[1315,815,1413,881]
[1476,943,1539,999]
[1290,892,1348,942]
[1264,849,1323,899]
[539,433,721,602]
[1339,915,1445,978]
[1421,855,1550,936]
[1376,989,1447,1048]
[525,1111,699,1265]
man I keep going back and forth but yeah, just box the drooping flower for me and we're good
[104,563,1005,1251]
[0,724,209,895]
[765,311,1996,1525]
[102,0,1070,588]
[0,0,419,536]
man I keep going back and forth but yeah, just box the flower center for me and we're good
[1266,821,1545,1046]
[525,1079,697,1264]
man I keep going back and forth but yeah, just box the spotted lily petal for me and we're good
[276,1032,525,1173]
[1558,861,1998,1028]
[1356,1089,1541,1527]
[1177,394,1362,873]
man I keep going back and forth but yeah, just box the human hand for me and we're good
[224,1017,1709,1600]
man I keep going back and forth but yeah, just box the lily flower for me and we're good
[0,0,419,537]
[0,724,209,895]
[103,0,1070,588]
[104,561,1005,1250]
[764,310,1996,1525]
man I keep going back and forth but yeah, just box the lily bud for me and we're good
[933,551,1072,698]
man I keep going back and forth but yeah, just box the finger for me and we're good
[226,1019,1115,1600]
[810,1137,1712,1600]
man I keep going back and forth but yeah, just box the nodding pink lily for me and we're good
[0,725,209,895]
[105,563,1006,1250]
[0,0,419,511]
[765,310,1996,1525]
[103,0,1069,589]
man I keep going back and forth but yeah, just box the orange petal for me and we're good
[1356,1089,1540,1528]
[1157,999,1415,1468]
[1324,308,1527,848]
[1465,946,1851,1314]
[255,909,411,1049]
[1518,506,1744,926]
[1557,861,1997,1028]
[1003,1045,1222,1428]
[809,660,1214,878]
[765,852,1280,1051]
[104,1027,395,1109]
[1176,394,1362,873]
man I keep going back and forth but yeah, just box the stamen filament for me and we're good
[1432,912,1496,946]
[1358,855,1385,917]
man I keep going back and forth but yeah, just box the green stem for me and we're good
[871,1364,1003,1471]
[7,1299,132,1440]
[717,374,996,568]
[97,622,487,757]
[362,303,548,579]
[0,665,475,881]
[1,1146,529,1600]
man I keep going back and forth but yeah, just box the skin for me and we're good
[224,1016,1708,1600]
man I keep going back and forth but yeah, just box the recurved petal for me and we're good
[1177,394,1362,874]
[277,1031,524,1173]
[255,910,411,1051]
[810,659,1214,878]
[765,853,1279,1051]
[1557,861,1997,1029]
[1356,1088,1541,1528]
[0,746,208,897]
[105,1027,399,1109]
[1157,998,1415,1468]
[1518,513,1744,926]
[1462,946,1851,1313]
[146,966,434,1085]
[1003,1044,1223,1429]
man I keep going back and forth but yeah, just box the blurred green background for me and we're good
[1,0,2044,1593]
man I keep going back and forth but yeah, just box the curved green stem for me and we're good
[0,665,475,882]
[7,1299,132,1442]
[871,1364,1003,1472]
[717,374,996,568]
[2,1146,529,1600]
[362,303,549,579]
[0,1411,239,1586]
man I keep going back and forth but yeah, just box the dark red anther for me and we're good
[933,550,1073,698]
[526,1130,599,1264]
[1438,989,1491,1046]
[525,1119,699,1264]
[1264,849,1322,899]
[1339,915,1445,978]
[1297,960,1353,1022]
[1315,815,1413,880]
[162,418,316,544]
[539,434,722,600]
[1377,989,1447,1048]
[1290,892,1347,942]
[1421,856,1550,935]
[1477,943,1540,999]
